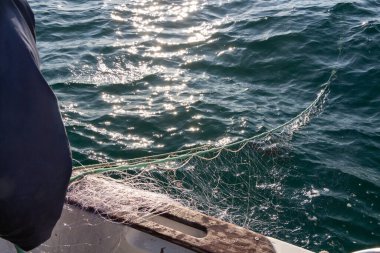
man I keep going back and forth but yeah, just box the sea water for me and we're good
[29,0,379,252]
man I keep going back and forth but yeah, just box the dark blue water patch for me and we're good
[309,180,379,250]
[329,2,377,16]
[362,21,380,35]
[281,153,380,251]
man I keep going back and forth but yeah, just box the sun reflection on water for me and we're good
[63,0,228,161]
[77,0,222,89]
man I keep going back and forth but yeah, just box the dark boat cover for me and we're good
[0,0,72,250]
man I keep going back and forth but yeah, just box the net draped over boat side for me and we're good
[68,74,332,232]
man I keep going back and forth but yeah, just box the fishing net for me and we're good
[67,72,333,233]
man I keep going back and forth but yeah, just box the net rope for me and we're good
[70,71,334,183]
[66,71,335,235]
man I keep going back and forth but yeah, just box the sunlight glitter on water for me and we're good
[30,0,380,251]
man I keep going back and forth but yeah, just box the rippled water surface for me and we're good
[29,0,379,252]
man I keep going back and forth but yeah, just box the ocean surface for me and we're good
[29,0,379,252]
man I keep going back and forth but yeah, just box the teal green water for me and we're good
[30,0,379,252]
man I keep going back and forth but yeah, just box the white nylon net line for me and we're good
[67,73,333,233]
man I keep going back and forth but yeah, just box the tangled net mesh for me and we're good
[67,73,333,233]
